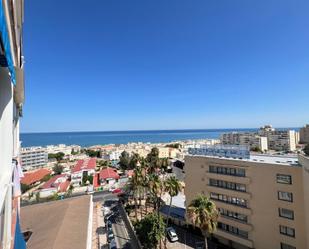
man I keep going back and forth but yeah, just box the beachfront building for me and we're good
[46,144,81,155]
[0,0,25,248]
[300,124,309,144]
[185,145,309,249]
[221,132,268,151]
[21,146,48,170]
[71,158,96,186]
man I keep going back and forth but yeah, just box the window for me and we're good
[217,222,248,239]
[208,165,246,177]
[210,192,247,207]
[218,208,248,223]
[280,225,295,237]
[209,179,246,192]
[277,174,292,184]
[279,208,294,220]
[281,243,296,249]
[278,191,293,202]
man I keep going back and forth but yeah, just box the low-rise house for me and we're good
[39,174,70,197]
[71,158,96,186]
[21,168,51,186]
[99,167,120,186]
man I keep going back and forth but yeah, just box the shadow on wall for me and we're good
[0,68,13,119]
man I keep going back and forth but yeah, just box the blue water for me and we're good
[20,128,298,147]
[20,129,257,147]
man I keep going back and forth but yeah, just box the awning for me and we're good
[0,1,16,84]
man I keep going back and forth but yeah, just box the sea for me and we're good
[20,128,298,148]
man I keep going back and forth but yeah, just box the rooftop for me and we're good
[99,167,120,180]
[72,158,96,173]
[20,195,91,249]
[21,168,51,185]
[188,154,299,166]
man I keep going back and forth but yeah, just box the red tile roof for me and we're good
[99,167,120,180]
[72,158,96,173]
[93,173,100,188]
[40,174,66,190]
[21,169,51,185]
[59,180,71,193]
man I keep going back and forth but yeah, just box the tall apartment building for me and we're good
[0,1,25,248]
[259,127,296,151]
[221,133,268,151]
[185,146,309,249]
[21,147,48,170]
[222,125,296,152]
[300,124,309,144]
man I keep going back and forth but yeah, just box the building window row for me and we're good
[281,243,296,249]
[210,192,247,207]
[278,208,294,220]
[209,165,246,177]
[278,191,293,202]
[218,208,248,223]
[209,178,246,192]
[276,174,292,185]
[217,222,248,239]
[279,225,295,238]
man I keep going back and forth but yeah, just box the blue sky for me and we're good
[22,0,309,132]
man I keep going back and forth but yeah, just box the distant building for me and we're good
[185,146,309,249]
[300,124,309,144]
[71,158,96,186]
[99,167,120,186]
[46,144,81,155]
[221,132,268,151]
[221,125,297,152]
[21,147,48,170]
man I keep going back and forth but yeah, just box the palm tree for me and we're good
[187,194,219,249]
[130,165,145,220]
[148,174,164,215]
[164,176,182,247]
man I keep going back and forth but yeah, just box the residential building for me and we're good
[0,0,25,248]
[158,147,170,158]
[71,158,96,186]
[39,174,70,198]
[20,195,93,249]
[300,124,309,144]
[21,147,48,170]
[185,145,309,249]
[46,144,81,155]
[221,133,268,151]
[98,167,120,186]
[21,168,51,186]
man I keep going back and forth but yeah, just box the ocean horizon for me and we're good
[20,127,299,147]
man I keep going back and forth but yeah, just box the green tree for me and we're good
[187,194,219,249]
[48,152,65,162]
[148,174,164,215]
[21,183,31,194]
[130,166,143,220]
[164,176,182,247]
[160,158,169,172]
[135,213,166,249]
[304,144,309,156]
[165,143,181,149]
[119,151,130,170]
[52,164,64,175]
[129,152,140,169]
[146,147,161,173]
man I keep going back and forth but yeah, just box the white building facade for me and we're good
[21,146,48,170]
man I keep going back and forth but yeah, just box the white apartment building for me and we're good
[300,124,309,144]
[46,144,81,155]
[221,133,268,151]
[21,147,48,170]
[0,1,25,248]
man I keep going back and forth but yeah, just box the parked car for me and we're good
[109,186,116,192]
[112,188,122,194]
[166,227,178,242]
[104,213,113,223]
[195,241,205,249]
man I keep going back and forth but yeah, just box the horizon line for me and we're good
[20,126,300,135]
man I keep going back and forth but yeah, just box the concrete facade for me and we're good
[300,125,309,144]
[185,154,309,249]
[21,146,48,170]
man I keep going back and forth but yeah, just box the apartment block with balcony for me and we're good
[21,146,48,170]
[185,148,309,249]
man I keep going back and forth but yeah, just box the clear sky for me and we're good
[22,0,309,132]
